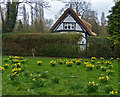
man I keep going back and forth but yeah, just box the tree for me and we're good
[114,0,120,4]
[107,1,120,45]
[1,0,19,33]
[23,4,27,28]
[13,20,23,32]
[101,12,107,26]
[59,0,91,16]
[81,10,100,35]
[0,0,50,33]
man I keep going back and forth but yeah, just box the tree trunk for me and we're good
[0,5,4,32]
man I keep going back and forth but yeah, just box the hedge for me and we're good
[2,33,120,58]
[87,36,120,58]
[2,33,82,57]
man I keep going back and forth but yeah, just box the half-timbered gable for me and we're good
[50,8,97,50]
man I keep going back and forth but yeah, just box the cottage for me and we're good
[50,8,97,50]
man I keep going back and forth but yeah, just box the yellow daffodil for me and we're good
[92,81,94,84]
[32,78,36,81]
[30,74,32,76]
[89,82,91,84]
[45,71,48,73]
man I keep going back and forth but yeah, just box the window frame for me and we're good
[63,22,76,30]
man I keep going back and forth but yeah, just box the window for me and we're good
[63,23,76,30]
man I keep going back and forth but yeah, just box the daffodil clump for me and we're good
[100,57,104,60]
[58,59,63,64]
[8,56,14,60]
[12,63,22,68]
[20,59,28,64]
[117,58,120,62]
[72,58,77,63]
[96,62,101,69]
[87,81,98,92]
[106,69,114,75]
[30,71,48,79]
[108,65,113,69]
[0,66,5,72]
[37,61,43,66]
[66,61,73,67]
[50,60,56,67]
[6,56,26,64]
[3,58,9,62]
[99,76,109,83]
[86,64,94,71]
[4,64,9,69]
[84,62,89,67]
[41,71,49,78]
[31,72,48,87]
[96,65,100,69]
[7,71,20,80]
[64,59,68,64]
[11,59,20,63]
[109,90,118,95]
[97,62,101,65]
[91,60,95,64]
[110,57,114,61]
[31,77,45,87]
[12,63,25,73]
[91,57,96,60]
[105,61,111,66]
[100,66,106,71]
[76,60,81,65]
[12,67,23,74]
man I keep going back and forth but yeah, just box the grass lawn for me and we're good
[2,56,119,95]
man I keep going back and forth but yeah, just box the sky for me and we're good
[44,0,115,23]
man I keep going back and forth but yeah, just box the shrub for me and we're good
[87,37,120,58]
[2,33,82,57]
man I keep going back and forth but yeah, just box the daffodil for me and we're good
[32,78,36,81]
[92,81,94,84]
[30,74,32,76]
[115,91,117,94]
[89,81,91,84]
[45,71,48,73]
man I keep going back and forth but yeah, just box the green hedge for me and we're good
[87,37,120,58]
[2,33,82,57]
[2,33,120,58]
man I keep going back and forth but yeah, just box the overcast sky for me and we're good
[44,0,115,23]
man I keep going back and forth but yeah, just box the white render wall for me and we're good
[76,23,83,31]
[63,15,76,22]
[57,23,63,30]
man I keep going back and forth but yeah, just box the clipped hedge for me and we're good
[87,37,120,58]
[2,33,82,57]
